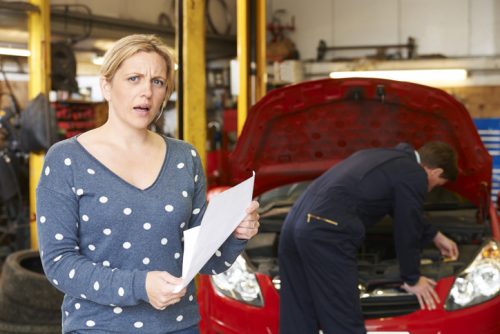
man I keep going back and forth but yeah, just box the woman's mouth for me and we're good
[133,104,151,113]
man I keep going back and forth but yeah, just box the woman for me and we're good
[36,34,259,334]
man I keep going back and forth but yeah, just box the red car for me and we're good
[198,78,500,334]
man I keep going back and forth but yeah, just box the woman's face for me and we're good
[101,51,168,130]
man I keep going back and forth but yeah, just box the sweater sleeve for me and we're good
[186,148,247,275]
[392,171,428,286]
[36,151,149,307]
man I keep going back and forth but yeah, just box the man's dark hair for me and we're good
[418,141,458,181]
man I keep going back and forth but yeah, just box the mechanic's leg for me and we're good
[279,223,319,334]
[297,229,366,333]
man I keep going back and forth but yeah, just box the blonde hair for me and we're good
[100,34,176,99]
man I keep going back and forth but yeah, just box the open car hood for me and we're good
[229,78,491,206]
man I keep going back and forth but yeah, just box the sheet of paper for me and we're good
[173,172,255,292]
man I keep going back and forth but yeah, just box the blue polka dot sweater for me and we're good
[36,136,247,333]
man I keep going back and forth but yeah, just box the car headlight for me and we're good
[446,240,500,310]
[210,255,264,307]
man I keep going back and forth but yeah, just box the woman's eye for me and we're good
[128,76,139,82]
[153,79,165,87]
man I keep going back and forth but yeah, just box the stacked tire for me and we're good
[0,250,62,333]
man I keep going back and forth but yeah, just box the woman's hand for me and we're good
[401,276,440,310]
[233,200,260,240]
[145,271,186,310]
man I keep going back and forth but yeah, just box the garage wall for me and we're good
[270,0,500,60]
[49,0,238,36]
[444,86,500,118]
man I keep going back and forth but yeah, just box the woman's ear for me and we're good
[100,77,111,101]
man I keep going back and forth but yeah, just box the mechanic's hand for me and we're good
[433,231,459,260]
[233,200,260,240]
[145,271,186,310]
[401,276,440,310]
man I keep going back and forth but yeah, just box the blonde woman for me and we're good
[36,34,259,334]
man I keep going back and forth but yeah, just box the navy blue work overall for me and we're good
[278,144,437,334]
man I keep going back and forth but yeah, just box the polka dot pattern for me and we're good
[37,140,240,332]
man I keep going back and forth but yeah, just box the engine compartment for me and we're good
[246,185,492,318]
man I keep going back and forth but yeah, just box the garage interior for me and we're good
[0,0,499,333]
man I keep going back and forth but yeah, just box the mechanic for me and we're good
[278,141,460,334]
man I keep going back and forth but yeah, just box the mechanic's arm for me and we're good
[392,173,440,310]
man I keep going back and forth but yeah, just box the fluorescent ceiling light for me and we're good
[0,47,31,57]
[92,55,104,66]
[329,69,467,85]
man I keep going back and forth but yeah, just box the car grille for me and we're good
[361,295,420,319]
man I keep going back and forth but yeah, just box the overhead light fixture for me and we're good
[0,47,31,57]
[92,55,104,66]
[329,69,467,85]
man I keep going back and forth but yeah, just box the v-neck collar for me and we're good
[72,135,170,192]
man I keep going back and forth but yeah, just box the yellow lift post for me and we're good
[28,0,51,249]
[181,0,207,168]
[236,0,249,136]
[237,0,266,136]
[255,0,267,103]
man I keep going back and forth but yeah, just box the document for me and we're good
[173,172,255,292]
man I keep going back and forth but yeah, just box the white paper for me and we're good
[173,171,255,292]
